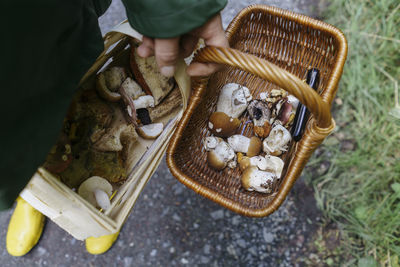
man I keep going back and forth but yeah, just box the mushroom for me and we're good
[217,83,252,118]
[133,95,155,109]
[241,167,277,193]
[208,112,240,137]
[120,77,145,100]
[276,98,294,126]
[78,176,113,210]
[264,155,285,177]
[203,136,224,151]
[95,67,127,102]
[247,100,272,138]
[239,155,268,171]
[227,135,262,157]
[287,95,299,110]
[263,124,292,156]
[207,140,236,170]
[136,123,164,139]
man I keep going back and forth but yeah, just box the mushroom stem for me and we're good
[94,189,111,210]
[119,85,138,128]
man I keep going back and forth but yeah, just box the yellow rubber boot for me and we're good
[6,197,45,256]
[85,231,120,255]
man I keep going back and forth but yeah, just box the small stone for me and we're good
[124,257,133,267]
[181,258,189,264]
[193,223,200,229]
[203,244,211,254]
[227,245,238,259]
[249,246,258,256]
[172,213,181,222]
[150,249,157,257]
[236,239,247,248]
[231,215,241,225]
[129,242,134,247]
[201,256,210,264]
[263,228,274,243]
[37,247,47,257]
[169,247,176,253]
[210,209,224,220]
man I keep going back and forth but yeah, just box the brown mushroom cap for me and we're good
[241,167,257,190]
[247,136,262,157]
[207,151,227,170]
[208,112,240,137]
[239,156,251,171]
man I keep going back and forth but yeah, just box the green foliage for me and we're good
[305,0,400,263]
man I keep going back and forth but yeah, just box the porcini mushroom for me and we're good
[264,155,285,177]
[95,67,127,102]
[208,112,240,137]
[217,83,252,118]
[241,167,277,193]
[239,155,268,171]
[263,124,292,156]
[207,140,236,170]
[136,123,164,139]
[203,136,223,151]
[78,176,113,210]
[247,100,272,138]
[227,135,262,157]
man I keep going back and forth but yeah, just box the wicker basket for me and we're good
[167,5,348,217]
[19,22,191,240]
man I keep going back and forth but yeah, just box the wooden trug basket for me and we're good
[167,5,348,217]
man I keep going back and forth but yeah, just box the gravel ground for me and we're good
[0,1,326,266]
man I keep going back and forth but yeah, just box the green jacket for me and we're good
[0,0,227,210]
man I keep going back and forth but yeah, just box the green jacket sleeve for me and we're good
[0,0,106,210]
[122,0,227,38]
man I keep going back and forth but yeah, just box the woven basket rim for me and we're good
[166,5,348,217]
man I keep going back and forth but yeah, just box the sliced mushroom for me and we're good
[263,124,292,156]
[78,176,113,210]
[95,67,127,102]
[120,77,145,100]
[136,123,164,139]
[208,112,240,137]
[241,167,277,193]
[287,94,299,110]
[207,140,236,170]
[227,135,262,157]
[217,83,252,118]
[133,95,155,109]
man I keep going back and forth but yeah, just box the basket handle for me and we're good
[194,46,332,128]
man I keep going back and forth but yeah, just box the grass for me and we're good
[303,0,400,264]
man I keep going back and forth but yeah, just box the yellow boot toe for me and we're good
[85,231,120,255]
[6,197,45,256]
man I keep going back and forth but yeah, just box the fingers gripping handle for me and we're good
[194,46,332,128]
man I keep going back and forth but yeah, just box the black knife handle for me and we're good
[291,68,320,141]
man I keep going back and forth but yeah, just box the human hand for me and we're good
[137,14,229,77]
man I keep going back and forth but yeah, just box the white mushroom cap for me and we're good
[217,83,252,118]
[207,140,235,170]
[137,123,163,139]
[241,167,277,193]
[263,124,292,155]
[133,95,155,109]
[264,155,285,177]
[78,176,113,210]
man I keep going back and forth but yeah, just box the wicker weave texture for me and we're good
[167,5,347,217]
